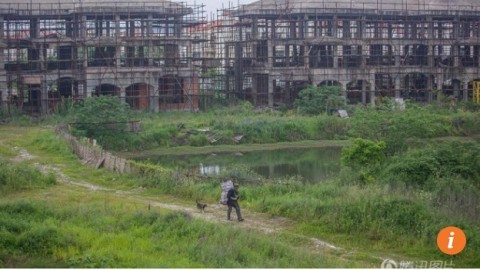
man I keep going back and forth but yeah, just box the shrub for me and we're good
[189,133,209,146]
[341,138,386,170]
[294,86,345,115]
[380,141,480,188]
[72,96,132,138]
[348,104,454,154]
[381,150,439,187]
[17,226,66,255]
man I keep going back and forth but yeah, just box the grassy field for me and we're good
[1,101,480,267]
[0,126,369,267]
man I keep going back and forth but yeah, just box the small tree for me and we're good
[73,95,132,138]
[341,138,386,184]
[341,138,386,170]
[294,85,345,115]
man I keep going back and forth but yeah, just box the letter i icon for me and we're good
[447,232,454,249]
[437,226,466,255]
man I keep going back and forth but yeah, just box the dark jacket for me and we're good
[227,188,239,206]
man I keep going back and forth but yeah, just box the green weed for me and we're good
[0,159,56,194]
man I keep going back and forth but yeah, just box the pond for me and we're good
[138,147,342,183]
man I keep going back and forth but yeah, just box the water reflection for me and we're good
[199,163,221,175]
[139,147,342,183]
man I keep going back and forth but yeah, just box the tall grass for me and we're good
[0,159,56,194]
[0,198,344,268]
[348,104,456,154]
[84,108,349,151]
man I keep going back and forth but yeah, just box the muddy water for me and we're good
[138,147,342,183]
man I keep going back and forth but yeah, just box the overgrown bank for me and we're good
[68,99,480,154]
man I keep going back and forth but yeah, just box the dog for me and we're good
[196,199,207,213]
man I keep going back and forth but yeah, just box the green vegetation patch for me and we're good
[0,159,56,195]
[0,198,339,268]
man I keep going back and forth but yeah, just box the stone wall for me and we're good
[55,125,136,174]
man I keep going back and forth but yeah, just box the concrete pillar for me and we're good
[116,46,122,68]
[411,22,417,39]
[453,79,460,98]
[333,45,338,68]
[0,16,4,70]
[183,77,194,111]
[369,74,376,105]
[453,17,459,40]
[252,74,258,105]
[83,46,88,68]
[95,20,102,37]
[119,87,126,103]
[264,19,269,39]
[252,17,258,39]
[285,45,290,67]
[81,15,87,39]
[290,21,296,38]
[361,46,366,68]
[361,80,367,104]
[149,86,159,112]
[285,80,291,106]
[66,19,73,37]
[476,46,480,68]
[332,15,338,38]
[39,44,46,71]
[395,54,401,67]
[462,79,468,102]
[129,20,135,37]
[30,18,39,38]
[1,84,5,104]
[374,22,379,39]
[428,45,434,67]
[437,73,444,92]
[41,81,48,115]
[453,45,460,67]
[0,16,3,39]
[427,75,433,102]
[304,45,309,69]
[344,20,351,38]
[267,40,273,68]
[395,75,401,98]
[175,17,182,38]
[106,20,111,37]
[147,14,153,66]
[271,19,276,39]
[427,16,434,39]
[360,16,366,39]
[340,80,348,101]
[299,19,304,39]
[115,15,121,37]
[388,22,393,39]
[268,75,274,107]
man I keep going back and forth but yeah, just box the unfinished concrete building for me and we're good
[0,0,207,114]
[221,0,480,106]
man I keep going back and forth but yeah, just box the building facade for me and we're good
[225,0,480,106]
[0,0,206,114]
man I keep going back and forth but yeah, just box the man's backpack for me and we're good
[220,180,233,205]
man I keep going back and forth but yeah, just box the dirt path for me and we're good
[12,147,401,266]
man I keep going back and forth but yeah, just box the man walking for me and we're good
[227,182,244,221]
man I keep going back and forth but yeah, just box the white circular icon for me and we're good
[381,259,397,268]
